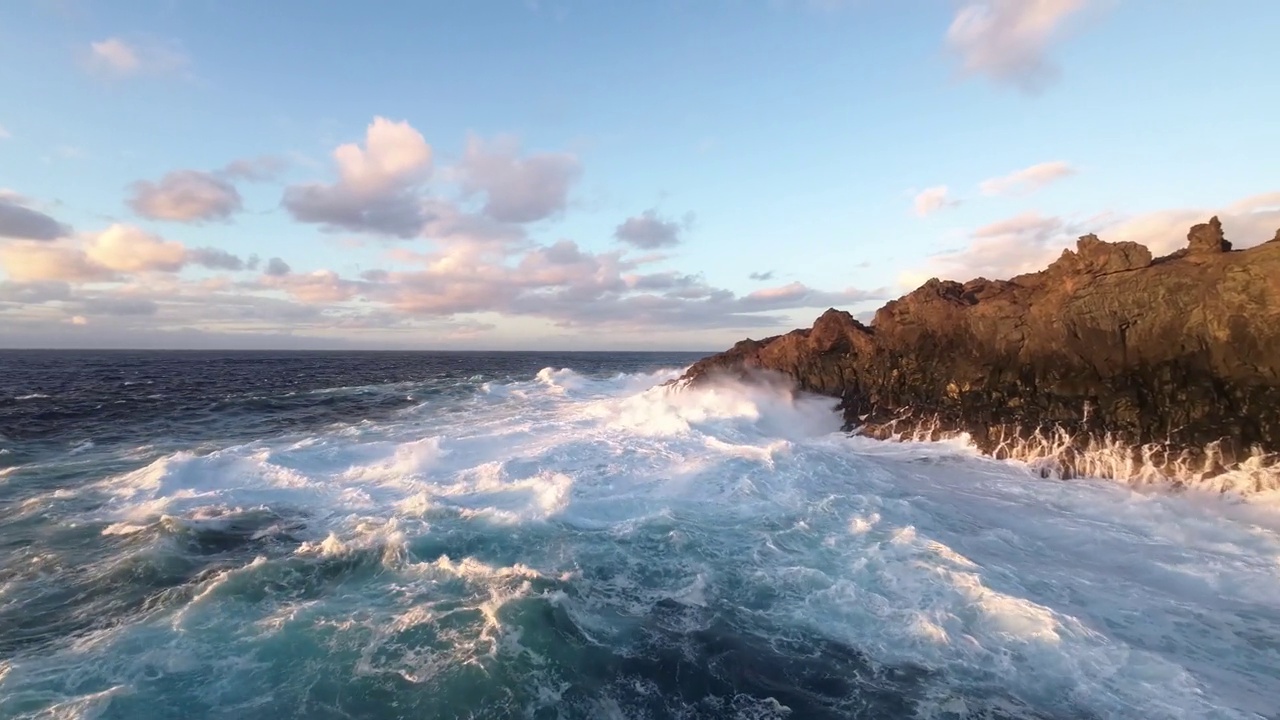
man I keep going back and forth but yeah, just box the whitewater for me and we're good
[2,364,1278,719]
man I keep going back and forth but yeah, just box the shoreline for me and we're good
[679,218,1280,496]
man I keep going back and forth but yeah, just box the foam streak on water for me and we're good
[2,363,1279,719]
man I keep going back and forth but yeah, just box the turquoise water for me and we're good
[2,353,1279,719]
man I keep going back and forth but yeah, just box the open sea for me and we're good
[1,350,1278,720]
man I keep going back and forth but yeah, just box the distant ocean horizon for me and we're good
[2,350,1278,719]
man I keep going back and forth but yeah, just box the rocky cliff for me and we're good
[680,218,1280,487]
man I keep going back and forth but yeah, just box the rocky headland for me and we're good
[680,218,1280,493]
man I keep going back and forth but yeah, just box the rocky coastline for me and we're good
[679,219,1280,492]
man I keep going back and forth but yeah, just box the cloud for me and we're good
[264,257,291,276]
[979,161,1075,196]
[0,222,252,283]
[0,280,72,304]
[75,296,159,316]
[128,170,243,222]
[263,269,363,304]
[313,233,883,332]
[189,247,249,271]
[89,38,139,74]
[904,191,1280,286]
[0,196,72,240]
[946,0,1088,91]
[913,186,956,217]
[87,37,187,78]
[749,271,775,281]
[456,134,581,223]
[0,242,115,282]
[0,125,10,140]
[283,117,433,237]
[1101,192,1280,257]
[221,156,289,182]
[85,224,188,272]
[613,210,686,248]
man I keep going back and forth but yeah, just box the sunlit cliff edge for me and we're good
[679,218,1280,496]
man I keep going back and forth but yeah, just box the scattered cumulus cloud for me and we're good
[749,271,775,281]
[128,170,243,222]
[0,243,116,283]
[613,210,687,249]
[264,257,292,277]
[946,0,1088,91]
[980,161,1075,196]
[456,134,581,223]
[283,116,433,237]
[4,112,895,346]
[913,186,956,217]
[0,196,72,240]
[85,224,188,273]
[188,247,249,271]
[0,223,253,283]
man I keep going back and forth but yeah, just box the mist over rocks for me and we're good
[680,218,1280,486]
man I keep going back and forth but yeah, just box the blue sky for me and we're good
[1,0,1278,349]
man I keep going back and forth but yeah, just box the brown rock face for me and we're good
[680,222,1280,482]
[1187,216,1232,254]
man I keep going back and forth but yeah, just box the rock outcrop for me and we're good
[681,219,1280,485]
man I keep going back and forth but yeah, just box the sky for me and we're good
[1,0,1278,350]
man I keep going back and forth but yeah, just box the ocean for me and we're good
[1,350,1277,720]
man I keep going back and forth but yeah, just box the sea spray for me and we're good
[0,354,1277,719]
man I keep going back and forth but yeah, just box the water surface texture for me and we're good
[1,351,1278,719]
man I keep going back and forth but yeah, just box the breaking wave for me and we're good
[876,418,1280,503]
[1,367,1278,719]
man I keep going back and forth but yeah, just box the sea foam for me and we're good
[1,367,1277,719]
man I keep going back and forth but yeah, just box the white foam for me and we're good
[25,685,130,720]
[9,365,1278,718]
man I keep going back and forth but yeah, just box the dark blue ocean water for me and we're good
[1,351,1278,720]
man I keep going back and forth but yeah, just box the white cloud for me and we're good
[334,117,432,193]
[913,186,955,217]
[455,134,580,223]
[128,170,243,222]
[1102,192,1280,256]
[0,125,10,140]
[87,37,187,78]
[0,222,252,283]
[85,224,188,273]
[0,243,115,283]
[980,161,1075,196]
[946,0,1088,91]
[283,117,433,237]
